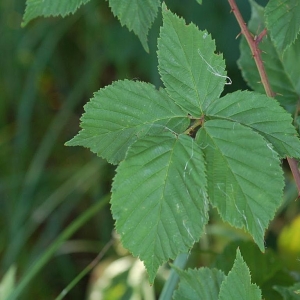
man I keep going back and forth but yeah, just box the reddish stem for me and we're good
[228,0,300,198]
[228,0,275,97]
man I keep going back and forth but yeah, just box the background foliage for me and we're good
[1,0,300,299]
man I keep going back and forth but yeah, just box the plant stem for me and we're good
[227,0,300,197]
[159,253,189,300]
[227,0,274,98]
[55,238,114,300]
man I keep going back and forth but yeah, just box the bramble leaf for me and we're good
[22,0,90,26]
[108,0,160,52]
[218,249,262,300]
[238,0,300,106]
[111,133,208,283]
[158,3,227,117]
[67,3,300,283]
[196,120,284,251]
[173,267,225,300]
[206,90,300,158]
[265,0,300,53]
[66,80,188,164]
[213,240,283,286]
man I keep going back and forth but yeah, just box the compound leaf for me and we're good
[218,249,262,300]
[265,0,300,53]
[206,90,300,158]
[66,80,188,164]
[108,0,160,52]
[111,133,208,283]
[158,3,227,117]
[173,267,225,300]
[196,120,284,251]
[22,0,90,26]
[238,0,300,106]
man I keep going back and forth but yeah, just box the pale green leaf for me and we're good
[111,133,208,283]
[173,267,225,300]
[66,80,188,164]
[158,3,227,117]
[206,90,300,158]
[196,0,203,4]
[0,266,16,300]
[238,0,300,106]
[22,0,90,26]
[196,120,284,251]
[108,0,160,52]
[218,249,262,300]
[265,0,300,53]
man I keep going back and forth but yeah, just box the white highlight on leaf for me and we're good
[183,219,195,243]
[235,204,248,230]
[201,190,209,208]
[197,49,232,85]
[183,138,194,181]
[256,218,264,235]
[144,123,179,137]
[203,32,208,39]
[217,183,232,200]
[266,143,277,158]
[232,122,237,131]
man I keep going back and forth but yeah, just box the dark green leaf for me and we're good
[196,120,284,251]
[66,80,188,164]
[274,283,300,300]
[111,133,208,283]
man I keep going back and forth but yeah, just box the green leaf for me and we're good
[265,0,300,53]
[196,0,203,4]
[238,0,300,106]
[206,90,300,158]
[218,249,262,300]
[158,3,227,117]
[274,283,300,300]
[108,0,160,52]
[173,267,225,300]
[66,80,188,164]
[22,0,90,26]
[196,120,284,251]
[213,240,295,299]
[111,133,208,283]
[213,241,282,286]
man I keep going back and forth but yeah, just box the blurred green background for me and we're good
[1,0,300,299]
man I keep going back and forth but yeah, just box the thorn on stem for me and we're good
[235,32,242,39]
